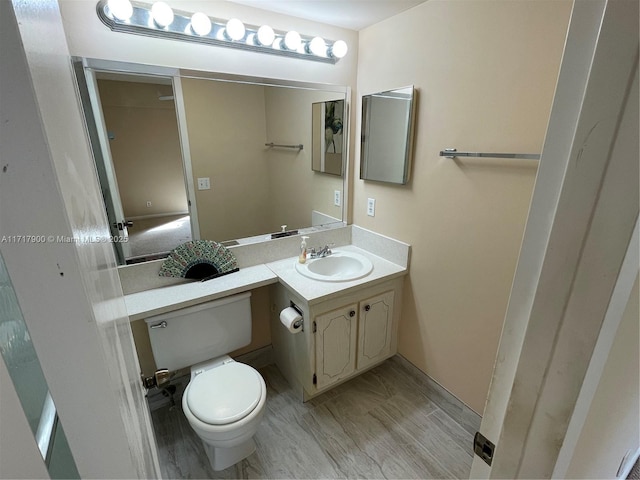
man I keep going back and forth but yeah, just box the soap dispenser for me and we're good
[299,236,309,264]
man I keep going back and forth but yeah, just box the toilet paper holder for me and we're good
[289,302,304,330]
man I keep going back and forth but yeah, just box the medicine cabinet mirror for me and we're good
[360,85,416,185]
[311,99,345,176]
[73,58,348,265]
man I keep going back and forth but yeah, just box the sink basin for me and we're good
[295,250,373,282]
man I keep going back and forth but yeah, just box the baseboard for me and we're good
[233,345,274,369]
[391,354,482,435]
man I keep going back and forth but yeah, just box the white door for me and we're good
[81,65,132,263]
[4,1,161,477]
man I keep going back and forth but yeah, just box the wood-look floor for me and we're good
[151,357,474,479]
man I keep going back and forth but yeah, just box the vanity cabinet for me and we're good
[314,303,358,389]
[270,278,403,401]
[356,291,395,371]
[314,291,394,390]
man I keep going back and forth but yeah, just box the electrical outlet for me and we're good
[367,198,376,216]
[197,177,211,190]
[334,190,341,207]
[146,201,152,208]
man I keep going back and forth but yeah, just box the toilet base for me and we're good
[202,437,256,471]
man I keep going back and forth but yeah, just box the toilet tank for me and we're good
[145,292,252,371]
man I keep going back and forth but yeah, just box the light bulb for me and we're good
[225,18,246,41]
[190,12,212,36]
[330,40,348,59]
[151,2,174,27]
[307,36,326,56]
[284,31,301,51]
[256,25,275,46]
[107,0,133,21]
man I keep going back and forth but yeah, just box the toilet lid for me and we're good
[186,363,263,425]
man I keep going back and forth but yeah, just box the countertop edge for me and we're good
[279,269,408,307]
[126,265,278,322]
[125,246,409,321]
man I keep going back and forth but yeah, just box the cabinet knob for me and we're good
[364,305,371,312]
[349,310,355,317]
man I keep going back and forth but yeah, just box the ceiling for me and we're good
[226,0,428,31]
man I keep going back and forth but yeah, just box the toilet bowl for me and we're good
[144,292,266,471]
[181,357,266,470]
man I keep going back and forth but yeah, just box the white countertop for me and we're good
[125,264,278,321]
[125,245,407,321]
[266,245,407,306]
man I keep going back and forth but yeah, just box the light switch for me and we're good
[197,177,211,190]
[367,198,376,217]
[334,190,341,207]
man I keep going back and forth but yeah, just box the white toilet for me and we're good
[145,292,266,471]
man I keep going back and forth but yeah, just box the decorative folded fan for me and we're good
[159,240,239,281]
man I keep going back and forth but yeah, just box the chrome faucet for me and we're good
[309,244,334,258]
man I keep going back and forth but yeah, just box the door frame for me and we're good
[3,0,161,476]
[74,57,201,261]
[75,61,132,262]
[471,0,639,477]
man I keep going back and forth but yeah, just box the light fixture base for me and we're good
[96,0,342,64]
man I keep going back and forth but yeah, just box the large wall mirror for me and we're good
[360,85,416,185]
[74,59,348,265]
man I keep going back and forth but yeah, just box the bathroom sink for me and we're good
[295,250,373,282]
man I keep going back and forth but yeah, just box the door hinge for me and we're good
[313,320,317,333]
[312,373,317,385]
[473,431,495,466]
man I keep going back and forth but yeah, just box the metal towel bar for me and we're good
[265,142,304,150]
[440,148,540,160]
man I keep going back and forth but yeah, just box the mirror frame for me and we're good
[74,57,351,265]
[360,85,416,185]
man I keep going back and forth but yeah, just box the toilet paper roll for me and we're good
[280,307,303,334]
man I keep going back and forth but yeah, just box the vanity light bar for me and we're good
[96,0,347,64]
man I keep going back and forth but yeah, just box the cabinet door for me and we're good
[314,304,358,390]
[357,291,394,371]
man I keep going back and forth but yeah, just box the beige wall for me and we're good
[264,87,343,231]
[565,274,639,478]
[181,78,273,242]
[182,79,344,242]
[98,80,188,218]
[354,0,572,413]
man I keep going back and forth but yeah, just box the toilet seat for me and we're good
[186,363,263,425]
